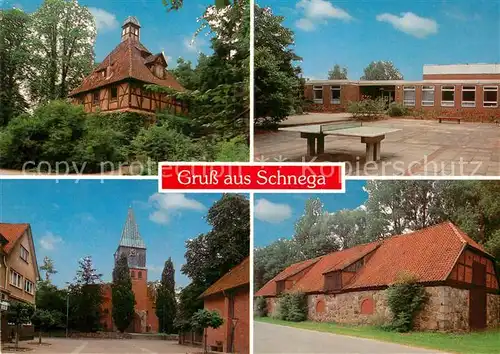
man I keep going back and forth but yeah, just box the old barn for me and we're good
[256,222,500,332]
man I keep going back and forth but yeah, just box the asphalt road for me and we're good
[254,322,444,354]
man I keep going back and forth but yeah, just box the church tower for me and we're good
[121,16,141,42]
[114,208,158,333]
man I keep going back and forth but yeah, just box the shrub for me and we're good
[254,297,268,317]
[383,273,428,332]
[386,102,409,117]
[276,292,308,322]
[214,136,249,162]
[347,97,386,120]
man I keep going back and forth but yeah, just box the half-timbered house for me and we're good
[256,222,500,332]
[69,16,184,114]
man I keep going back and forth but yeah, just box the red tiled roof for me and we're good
[293,242,381,293]
[255,257,322,297]
[200,257,249,298]
[0,223,29,253]
[70,38,184,96]
[256,222,491,296]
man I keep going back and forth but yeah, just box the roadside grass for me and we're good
[255,317,500,354]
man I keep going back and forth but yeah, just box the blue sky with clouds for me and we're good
[1,0,214,66]
[0,180,234,289]
[260,0,500,80]
[254,181,368,248]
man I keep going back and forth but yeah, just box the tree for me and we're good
[254,238,297,290]
[156,258,177,333]
[191,309,224,353]
[31,309,56,344]
[254,6,302,126]
[40,256,58,282]
[162,0,232,12]
[177,282,205,323]
[28,0,96,103]
[112,254,135,333]
[0,8,30,126]
[35,280,67,330]
[182,194,250,286]
[361,61,403,80]
[328,64,348,80]
[68,256,103,332]
[7,302,35,349]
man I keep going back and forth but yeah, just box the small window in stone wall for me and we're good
[360,298,374,315]
[315,299,325,314]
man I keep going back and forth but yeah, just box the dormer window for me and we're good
[324,271,342,291]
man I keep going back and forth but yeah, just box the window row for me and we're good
[10,270,34,295]
[313,85,341,104]
[92,87,119,105]
[131,270,143,279]
[403,85,498,108]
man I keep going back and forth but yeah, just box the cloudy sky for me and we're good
[254,181,368,247]
[0,180,227,288]
[260,0,500,80]
[2,0,214,66]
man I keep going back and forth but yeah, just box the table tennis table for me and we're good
[279,121,401,162]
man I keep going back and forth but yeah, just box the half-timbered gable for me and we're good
[69,16,185,115]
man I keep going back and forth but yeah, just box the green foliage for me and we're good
[347,98,386,120]
[386,102,409,117]
[28,0,96,103]
[69,256,104,332]
[384,273,428,332]
[276,292,308,322]
[254,6,302,127]
[40,256,58,282]
[214,136,249,162]
[182,194,250,286]
[328,64,348,80]
[112,254,135,332]
[35,280,67,329]
[156,258,177,334]
[191,309,224,331]
[0,8,31,126]
[177,282,206,323]
[361,61,403,80]
[254,296,268,317]
[32,309,58,343]
[7,301,35,348]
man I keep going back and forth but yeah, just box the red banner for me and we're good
[158,163,344,192]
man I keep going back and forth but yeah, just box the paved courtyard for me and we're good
[3,338,200,354]
[255,115,500,176]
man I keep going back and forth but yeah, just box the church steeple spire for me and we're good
[118,207,146,249]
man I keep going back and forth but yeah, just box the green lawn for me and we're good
[255,317,500,354]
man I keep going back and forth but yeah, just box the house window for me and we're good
[20,246,29,262]
[331,86,341,104]
[403,86,416,106]
[421,86,435,106]
[441,86,455,107]
[462,86,476,107]
[131,271,135,278]
[24,279,34,294]
[93,91,100,105]
[484,86,498,107]
[313,85,323,103]
[138,271,142,279]
[10,270,22,289]
[110,87,118,101]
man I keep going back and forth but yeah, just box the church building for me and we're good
[69,16,185,115]
[101,208,159,333]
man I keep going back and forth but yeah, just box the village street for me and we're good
[254,322,444,354]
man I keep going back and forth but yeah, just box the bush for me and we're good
[215,136,249,162]
[276,292,308,322]
[383,273,428,332]
[347,98,386,120]
[386,102,409,117]
[254,297,268,317]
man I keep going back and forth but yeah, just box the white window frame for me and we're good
[10,270,23,289]
[24,279,34,294]
[20,246,29,262]
[313,85,324,103]
[421,85,435,106]
[483,86,498,108]
[461,86,476,108]
[403,86,416,107]
[330,86,341,104]
[441,86,455,107]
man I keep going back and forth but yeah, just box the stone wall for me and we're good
[487,293,500,328]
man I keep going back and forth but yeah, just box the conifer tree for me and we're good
[156,258,176,333]
[112,254,136,332]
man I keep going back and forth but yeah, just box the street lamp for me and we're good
[0,300,11,354]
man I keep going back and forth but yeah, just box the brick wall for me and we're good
[233,289,250,354]
[204,296,227,349]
